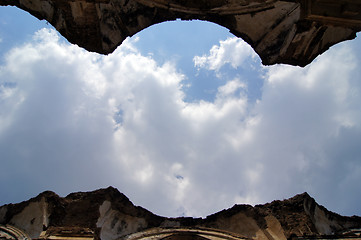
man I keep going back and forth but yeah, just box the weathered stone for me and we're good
[0,0,360,66]
[0,187,361,240]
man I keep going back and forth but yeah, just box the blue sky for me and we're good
[0,6,361,218]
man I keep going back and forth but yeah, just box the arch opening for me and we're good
[1,0,360,66]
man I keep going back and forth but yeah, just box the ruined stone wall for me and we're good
[1,188,361,240]
[0,0,360,66]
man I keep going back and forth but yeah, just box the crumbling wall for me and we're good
[0,0,360,66]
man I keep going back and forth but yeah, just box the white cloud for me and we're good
[0,28,361,219]
[193,37,256,71]
[217,78,247,97]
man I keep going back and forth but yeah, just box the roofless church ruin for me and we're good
[0,1,361,240]
[1,0,360,66]
[1,188,361,240]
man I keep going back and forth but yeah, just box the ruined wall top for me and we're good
[0,0,360,66]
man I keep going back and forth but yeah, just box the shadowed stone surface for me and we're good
[0,0,360,66]
[0,187,361,240]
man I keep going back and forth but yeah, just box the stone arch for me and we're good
[0,225,30,240]
[0,0,360,66]
[125,227,249,240]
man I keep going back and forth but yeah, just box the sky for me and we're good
[0,6,361,218]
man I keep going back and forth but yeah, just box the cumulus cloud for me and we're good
[0,29,361,218]
[193,37,256,71]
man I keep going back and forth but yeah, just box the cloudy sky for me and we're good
[0,6,361,218]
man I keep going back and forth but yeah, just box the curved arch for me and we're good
[0,0,360,66]
[125,227,249,240]
[0,225,30,240]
